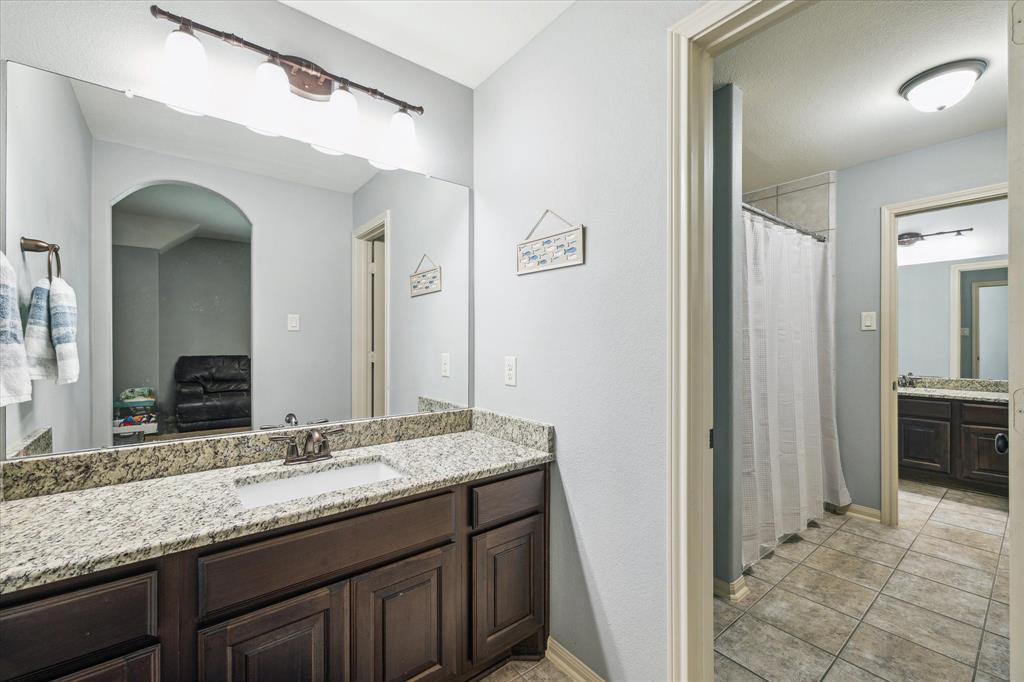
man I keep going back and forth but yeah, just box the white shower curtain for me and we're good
[739,211,851,568]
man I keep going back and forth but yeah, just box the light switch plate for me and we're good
[287,314,301,331]
[441,353,451,378]
[504,356,517,386]
[860,311,877,331]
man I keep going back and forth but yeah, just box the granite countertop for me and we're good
[898,386,1009,404]
[0,431,554,594]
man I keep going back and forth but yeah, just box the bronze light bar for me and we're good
[150,4,424,115]
[897,227,975,246]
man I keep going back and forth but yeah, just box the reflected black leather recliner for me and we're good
[174,355,251,432]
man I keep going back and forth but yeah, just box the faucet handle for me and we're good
[270,434,302,464]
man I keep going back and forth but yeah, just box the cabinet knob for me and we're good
[995,433,1009,456]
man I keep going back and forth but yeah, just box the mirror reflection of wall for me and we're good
[3,61,470,459]
[897,197,1008,379]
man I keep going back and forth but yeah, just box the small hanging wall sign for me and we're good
[409,254,442,297]
[516,209,585,275]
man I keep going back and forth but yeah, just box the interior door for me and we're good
[371,240,386,417]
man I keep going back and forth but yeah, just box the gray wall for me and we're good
[157,238,251,424]
[897,256,1005,377]
[112,245,159,396]
[92,141,353,444]
[353,172,470,415]
[473,2,702,678]
[712,85,744,584]
[0,0,473,186]
[4,62,93,455]
[836,127,1007,509]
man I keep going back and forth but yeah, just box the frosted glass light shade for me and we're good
[247,61,290,136]
[162,29,208,116]
[369,109,419,171]
[899,60,986,113]
[311,86,359,156]
[390,109,417,148]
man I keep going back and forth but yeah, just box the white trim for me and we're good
[879,184,1007,528]
[844,504,881,522]
[351,212,390,418]
[546,638,605,682]
[666,3,809,679]
[948,258,1009,377]
[712,576,751,604]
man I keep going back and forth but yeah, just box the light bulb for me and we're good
[311,86,359,156]
[162,28,208,116]
[899,60,986,113]
[246,60,290,136]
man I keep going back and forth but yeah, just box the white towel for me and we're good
[24,278,57,381]
[1,252,32,406]
[49,276,79,385]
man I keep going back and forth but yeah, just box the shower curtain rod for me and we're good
[742,203,826,243]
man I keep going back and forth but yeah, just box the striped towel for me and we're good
[24,278,57,380]
[1,252,31,406]
[49,276,79,384]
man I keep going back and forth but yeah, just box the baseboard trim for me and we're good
[844,503,882,521]
[712,575,750,603]
[546,637,605,682]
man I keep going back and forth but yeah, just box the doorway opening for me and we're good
[352,212,390,418]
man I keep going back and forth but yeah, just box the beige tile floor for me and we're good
[714,480,1010,681]
[481,658,572,682]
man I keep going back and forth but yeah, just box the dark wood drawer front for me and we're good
[961,403,1009,428]
[898,417,951,474]
[199,493,454,617]
[0,572,158,680]
[961,425,1009,485]
[898,398,951,420]
[54,645,160,682]
[472,471,544,529]
[471,515,545,662]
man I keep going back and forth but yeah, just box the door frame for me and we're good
[669,1,1022,679]
[950,258,1010,377]
[351,212,390,418]
[879,183,1007,528]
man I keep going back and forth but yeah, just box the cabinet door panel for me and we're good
[960,424,1009,487]
[898,417,951,473]
[472,515,545,662]
[351,546,457,682]
[197,583,347,682]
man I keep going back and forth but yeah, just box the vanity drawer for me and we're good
[198,492,455,616]
[471,470,545,529]
[960,402,1008,428]
[0,572,158,680]
[898,397,951,420]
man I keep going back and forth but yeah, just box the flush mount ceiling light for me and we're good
[151,4,422,167]
[898,59,987,113]
[897,227,974,247]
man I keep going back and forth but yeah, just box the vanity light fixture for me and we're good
[897,226,974,246]
[898,59,987,113]
[151,5,422,165]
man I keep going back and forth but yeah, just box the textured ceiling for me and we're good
[897,198,1007,267]
[279,0,574,88]
[714,0,1007,191]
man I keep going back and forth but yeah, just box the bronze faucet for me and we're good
[270,426,345,465]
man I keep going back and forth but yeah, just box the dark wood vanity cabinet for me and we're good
[0,466,549,682]
[899,397,1008,495]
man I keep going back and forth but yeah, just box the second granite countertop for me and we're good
[1,431,554,594]
[898,386,1009,404]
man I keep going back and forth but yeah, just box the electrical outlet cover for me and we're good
[504,356,517,386]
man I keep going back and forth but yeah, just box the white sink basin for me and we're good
[235,460,404,509]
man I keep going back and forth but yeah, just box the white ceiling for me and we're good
[113,184,252,252]
[72,80,378,195]
[279,1,574,88]
[714,0,1008,191]
[897,198,1007,267]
